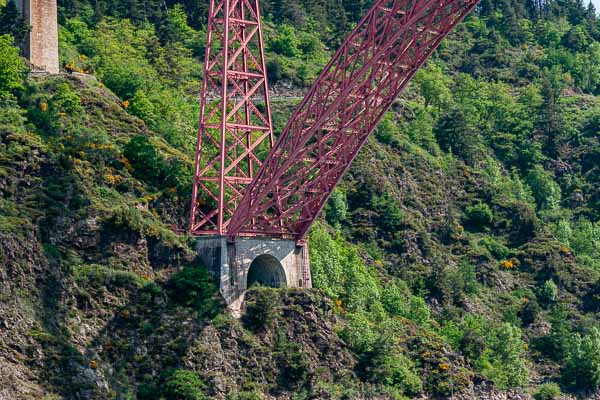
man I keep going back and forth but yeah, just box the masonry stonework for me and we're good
[197,237,312,314]
[14,0,59,74]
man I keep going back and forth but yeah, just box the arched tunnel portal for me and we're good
[247,254,287,289]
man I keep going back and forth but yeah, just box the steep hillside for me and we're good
[1,0,600,399]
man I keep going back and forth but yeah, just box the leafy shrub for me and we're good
[375,114,401,147]
[382,280,431,324]
[0,91,26,130]
[357,336,423,397]
[479,237,510,259]
[270,24,301,57]
[325,188,348,228]
[562,327,600,391]
[534,382,562,400]
[72,264,143,289]
[137,382,159,400]
[243,287,279,331]
[228,391,262,400]
[51,82,84,115]
[164,370,206,400]
[123,135,167,184]
[539,280,558,306]
[373,192,405,233]
[527,166,561,211]
[465,203,494,229]
[519,298,541,326]
[168,266,219,316]
[570,218,600,270]
[129,90,159,128]
[508,201,538,245]
[266,58,284,82]
[448,259,480,300]
[0,2,29,46]
[123,135,191,193]
[274,333,309,389]
[535,306,571,361]
[480,323,529,389]
[434,107,485,165]
[0,34,25,93]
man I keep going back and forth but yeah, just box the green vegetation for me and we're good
[164,370,206,400]
[168,265,220,317]
[1,0,600,398]
[534,382,562,400]
[0,34,25,93]
[243,287,279,331]
[563,327,600,390]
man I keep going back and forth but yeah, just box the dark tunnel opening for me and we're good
[247,254,287,289]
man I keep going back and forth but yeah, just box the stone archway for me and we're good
[247,254,287,289]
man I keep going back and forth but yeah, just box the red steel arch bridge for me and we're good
[189,0,480,243]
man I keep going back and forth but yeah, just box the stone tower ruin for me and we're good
[13,0,59,74]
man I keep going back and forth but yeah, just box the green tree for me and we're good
[168,266,218,314]
[0,2,29,46]
[527,165,561,211]
[243,288,279,331]
[375,113,401,146]
[563,328,600,391]
[270,24,301,57]
[539,280,559,306]
[325,188,348,228]
[481,323,529,388]
[415,62,452,111]
[0,34,25,93]
[435,107,485,165]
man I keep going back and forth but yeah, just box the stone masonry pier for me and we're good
[14,0,59,74]
[197,237,312,314]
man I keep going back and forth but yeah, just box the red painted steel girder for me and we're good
[189,0,274,235]
[227,0,480,240]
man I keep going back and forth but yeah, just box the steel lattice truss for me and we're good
[189,0,274,235]
[226,0,480,239]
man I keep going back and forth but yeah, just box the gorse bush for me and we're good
[123,135,192,193]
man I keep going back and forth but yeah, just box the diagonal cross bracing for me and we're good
[226,0,480,239]
[189,0,275,235]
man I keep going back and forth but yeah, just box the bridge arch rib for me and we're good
[226,0,480,240]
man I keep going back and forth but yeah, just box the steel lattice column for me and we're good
[227,0,480,240]
[189,0,274,235]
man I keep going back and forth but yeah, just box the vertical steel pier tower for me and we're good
[190,0,311,310]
